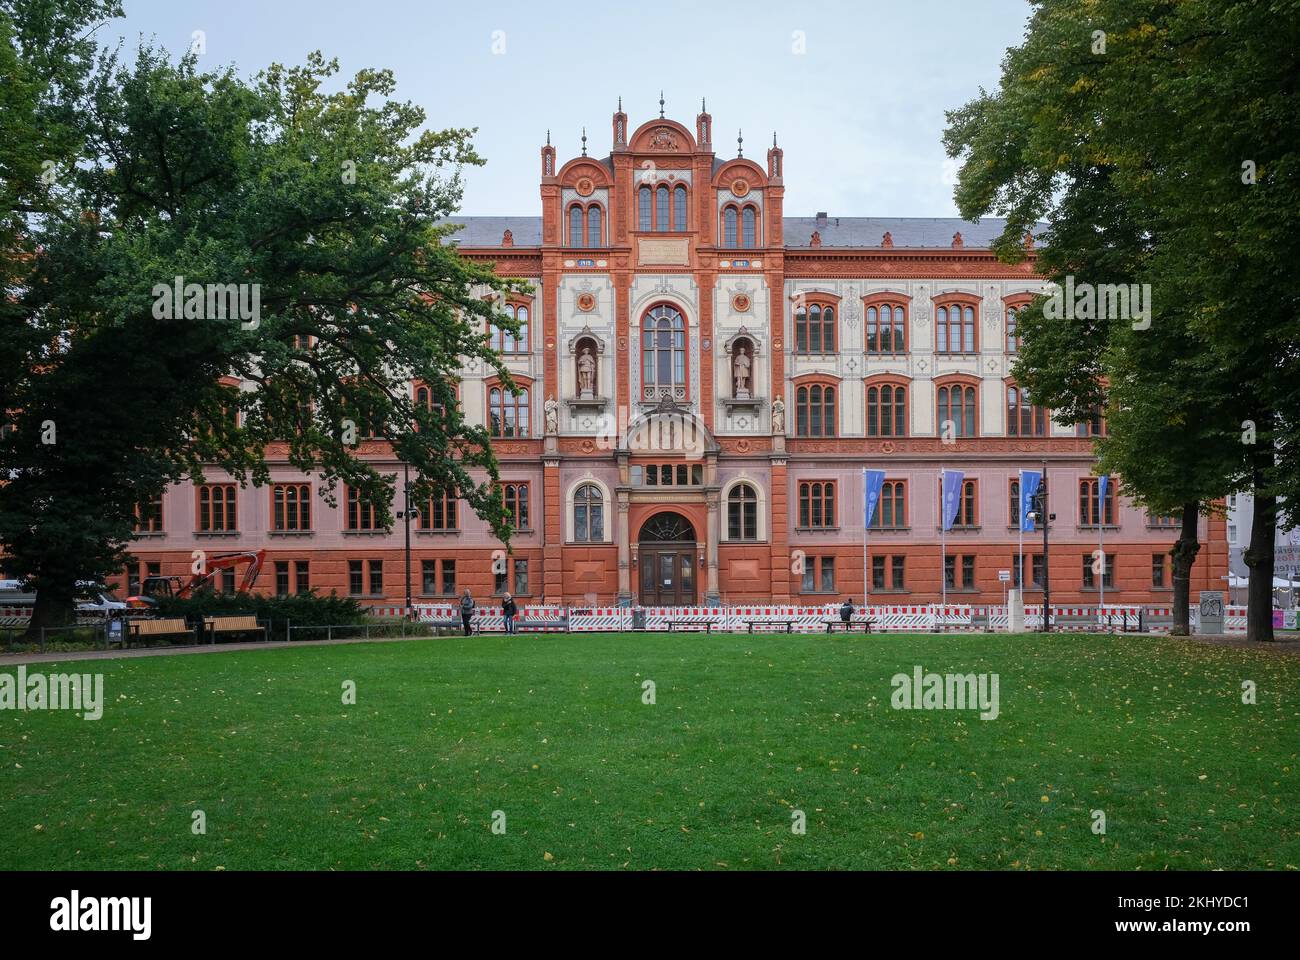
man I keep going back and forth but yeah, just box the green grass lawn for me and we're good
[2,631,1297,870]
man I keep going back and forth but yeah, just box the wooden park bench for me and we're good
[668,620,713,633]
[128,618,196,647]
[1054,613,1101,631]
[823,619,876,634]
[745,620,797,634]
[203,615,266,643]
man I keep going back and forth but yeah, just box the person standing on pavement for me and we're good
[502,593,518,634]
[460,589,476,636]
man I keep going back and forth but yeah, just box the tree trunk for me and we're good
[1169,500,1201,636]
[1244,482,1276,643]
[24,583,77,640]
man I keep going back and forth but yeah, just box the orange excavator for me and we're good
[125,549,266,609]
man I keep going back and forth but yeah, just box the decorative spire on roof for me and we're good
[737,129,743,157]
[659,90,665,118]
[581,127,587,156]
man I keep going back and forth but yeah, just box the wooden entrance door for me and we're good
[638,545,697,606]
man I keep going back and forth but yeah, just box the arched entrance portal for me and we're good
[638,512,697,606]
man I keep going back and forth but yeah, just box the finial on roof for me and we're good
[617,96,622,112]
[737,129,743,157]
[659,91,665,118]
[546,129,550,146]
[701,97,707,113]
[581,127,587,156]
[773,131,778,147]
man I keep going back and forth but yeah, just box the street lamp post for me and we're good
[397,463,420,619]
[1040,459,1051,632]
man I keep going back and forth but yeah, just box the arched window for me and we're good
[490,302,529,354]
[638,186,652,231]
[798,481,836,529]
[573,483,604,542]
[941,479,978,528]
[1006,303,1023,353]
[866,383,907,437]
[871,481,906,529]
[1006,384,1047,437]
[641,305,687,399]
[488,383,530,438]
[673,185,687,230]
[937,384,977,437]
[723,206,738,247]
[1079,478,1116,526]
[936,303,977,354]
[655,185,670,231]
[795,302,836,354]
[586,205,602,246]
[568,204,583,246]
[727,483,759,541]
[795,383,837,437]
[741,206,757,247]
[865,303,907,355]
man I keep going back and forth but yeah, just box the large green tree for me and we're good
[945,0,1295,640]
[2,14,524,632]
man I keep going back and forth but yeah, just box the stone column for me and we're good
[705,490,721,604]
[616,492,631,604]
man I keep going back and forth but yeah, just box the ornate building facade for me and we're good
[119,105,1227,607]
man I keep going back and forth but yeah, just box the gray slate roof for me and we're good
[441,216,1037,249]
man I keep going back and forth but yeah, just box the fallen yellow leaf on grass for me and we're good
[543,851,554,861]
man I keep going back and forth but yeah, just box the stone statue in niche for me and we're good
[771,396,785,435]
[577,346,596,397]
[732,344,752,399]
[544,396,559,435]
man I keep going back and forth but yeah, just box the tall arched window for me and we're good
[795,302,836,354]
[741,206,757,247]
[586,205,602,246]
[568,204,583,246]
[936,303,977,354]
[573,483,604,542]
[638,186,652,231]
[673,185,687,230]
[488,383,530,438]
[490,302,529,354]
[937,383,977,437]
[1006,384,1047,437]
[727,483,758,541]
[867,383,907,437]
[723,206,738,247]
[641,305,687,400]
[1006,303,1023,353]
[865,303,907,354]
[655,185,670,231]
[796,383,837,437]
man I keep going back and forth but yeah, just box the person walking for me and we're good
[502,593,518,635]
[840,597,856,629]
[460,589,476,636]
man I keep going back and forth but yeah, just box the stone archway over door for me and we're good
[638,512,697,606]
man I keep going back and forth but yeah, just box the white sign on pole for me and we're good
[998,570,1011,583]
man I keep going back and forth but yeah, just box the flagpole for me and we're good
[1098,479,1106,626]
[862,468,869,611]
[1018,469,1025,596]
[941,468,947,611]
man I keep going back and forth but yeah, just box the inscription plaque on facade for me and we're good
[638,238,690,266]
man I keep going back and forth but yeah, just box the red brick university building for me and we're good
[118,104,1227,608]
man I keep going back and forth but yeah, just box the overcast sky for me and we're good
[104,0,1032,218]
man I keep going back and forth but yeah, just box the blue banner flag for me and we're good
[940,469,965,532]
[1019,470,1042,532]
[863,469,886,529]
[1097,474,1109,521]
